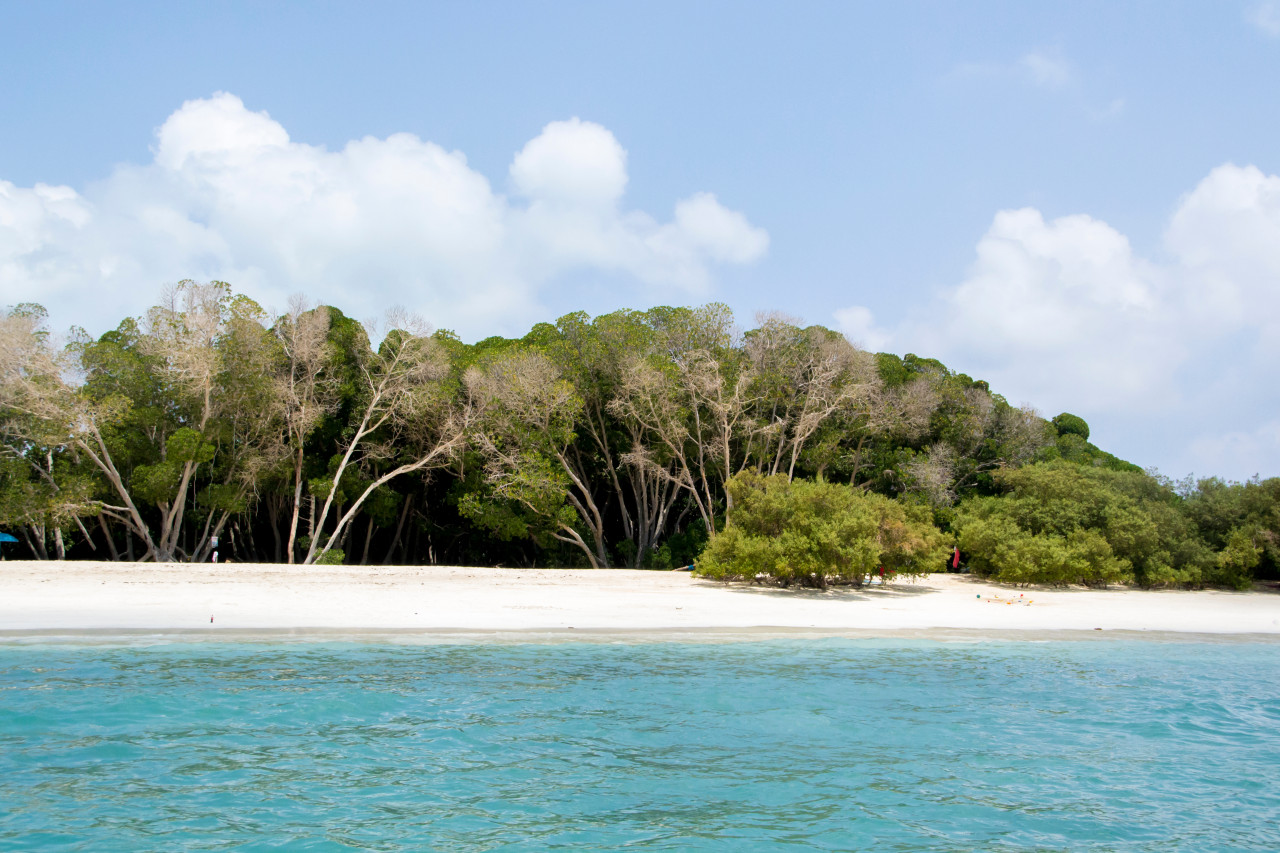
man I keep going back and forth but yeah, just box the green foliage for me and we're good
[315,548,345,565]
[129,432,212,505]
[0,450,96,532]
[198,483,248,515]
[131,461,182,505]
[695,472,948,588]
[12,293,1271,580]
[954,461,1218,587]
[954,509,1131,587]
[1051,412,1090,440]
[362,486,404,528]
[165,428,216,466]
[1037,433,1142,473]
[657,524,710,569]
[873,353,911,388]
[1182,476,1280,582]
[1213,528,1262,590]
[456,472,581,547]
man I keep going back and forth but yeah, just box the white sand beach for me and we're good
[1,560,1278,636]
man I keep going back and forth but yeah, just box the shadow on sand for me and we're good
[690,577,944,602]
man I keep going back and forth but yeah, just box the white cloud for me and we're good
[1185,420,1280,480]
[836,163,1280,480]
[833,306,891,352]
[0,93,767,338]
[950,50,1126,122]
[950,49,1075,91]
[1018,51,1073,89]
[1166,163,1280,328]
[1249,2,1280,37]
[510,117,628,209]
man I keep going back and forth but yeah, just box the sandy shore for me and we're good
[1,560,1278,637]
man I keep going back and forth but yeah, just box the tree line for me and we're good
[1,281,1275,587]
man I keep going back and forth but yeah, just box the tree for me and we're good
[301,312,471,565]
[743,313,880,481]
[188,292,287,562]
[1052,412,1090,441]
[1,301,172,560]
[463,349,604,566]
[1182,476,1280,585]
[953,462,1214,587]
[272,299,338,563]
[523,309,683,568]
[3,284,288,562]
[6,294,1181,570]
[0,305,101,558]
[606,304,763,541]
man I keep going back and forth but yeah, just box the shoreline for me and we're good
[4,627,1280,646]
[2,560,1278,638]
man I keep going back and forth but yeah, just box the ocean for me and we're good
[1,636,1277,851]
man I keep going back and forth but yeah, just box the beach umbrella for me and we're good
[0,533,17,543]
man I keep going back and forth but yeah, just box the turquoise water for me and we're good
[1,637,1278,851]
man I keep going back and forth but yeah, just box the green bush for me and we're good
[953,461,1218,587]
[955,509,1130,586]
[1210,528,1262,590]
[315,548,346,565]
[694,472,948,588]
[1183,477,1280,582]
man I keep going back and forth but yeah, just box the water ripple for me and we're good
[1,639,1278,851]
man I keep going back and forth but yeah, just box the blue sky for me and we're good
[2,1,1279,480]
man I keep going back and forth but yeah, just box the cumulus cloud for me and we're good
[836,163,1280,480]
[510,117,628,208]
[0,93,767,338]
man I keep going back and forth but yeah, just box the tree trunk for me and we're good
[360,515,375,565]
[23,525,47,560]
[74,517,97,553]
[98,516,121,561]
[286,449,305,564]
[382,494,413,565]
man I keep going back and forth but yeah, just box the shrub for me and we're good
[315,548,346,565]
[695,472,948,588]
[1209,528,1262,590]
[953,462,1219,587]
[1183,477,1280,581]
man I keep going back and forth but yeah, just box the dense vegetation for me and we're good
[696,472,948,587]
[1,281,1276,588]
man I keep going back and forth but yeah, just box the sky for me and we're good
[2,1,1279,481]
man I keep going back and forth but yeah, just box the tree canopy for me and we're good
[1,286,1275,589]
